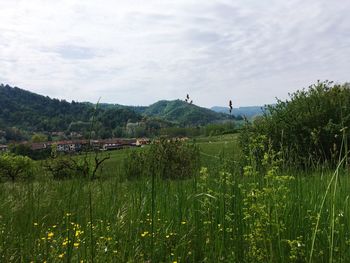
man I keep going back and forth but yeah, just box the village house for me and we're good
[51,131,65,136]
[21,138,148,153]
[55,140,89,152]
[136,138,151,146]
[90,140,101,151]
[69,132,83,139]
[31,142,48,151]
[0,145,8,152]
[101,138,137,151]
[101,139,122,151]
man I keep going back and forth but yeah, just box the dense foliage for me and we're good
[0,153,34,181]
[125,139,200,180]
[10,143,51,160]
[0,84,93,131]
[240,81,350,168]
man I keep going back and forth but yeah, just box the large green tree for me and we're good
[241,81,350,168]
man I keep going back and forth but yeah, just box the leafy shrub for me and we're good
[10,143,51,160]
[44,155,86,180]
[242,149,295,262]
[125,138,200,180]
[240,81,350,169]
[0,153,34,181]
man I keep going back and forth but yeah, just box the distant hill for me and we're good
[87,100,233,126]
[143,100,233,126]
[211,105,265,118]
[0,84,235,140]
[0,84,142,140]
[0,84,94,131]
[85,102,148,114]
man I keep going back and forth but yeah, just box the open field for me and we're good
[83,134,239,177]
[1,135,350,262]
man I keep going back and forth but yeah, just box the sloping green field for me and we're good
[0,135,349,262]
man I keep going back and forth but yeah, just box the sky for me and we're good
[0,0,349,108]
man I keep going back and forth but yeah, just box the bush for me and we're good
[10,143,51,160]
[125,138,200,180]
[240,81,350,169]
[44,155,86,180]
[0,153,34,181]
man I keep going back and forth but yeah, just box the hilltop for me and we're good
[143,100,233,126]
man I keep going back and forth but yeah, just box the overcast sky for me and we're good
[0,0,349,108]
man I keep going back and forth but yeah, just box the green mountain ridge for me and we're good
[0,84,234,139]
[145,100,233,125]
[0,84,94,131]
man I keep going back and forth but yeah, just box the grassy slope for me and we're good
[0,136,350,262]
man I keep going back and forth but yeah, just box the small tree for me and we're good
[0,154,34,181]
[125,138,200,180]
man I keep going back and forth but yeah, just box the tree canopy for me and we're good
[240,81,350,168]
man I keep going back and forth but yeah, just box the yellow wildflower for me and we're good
[33,222,38,226]
[73,242,79,248]
[58,253,64,259]
[47,232,54,239]
[141,231,149,237]
[75,230,83,237]
[181,221,186,225]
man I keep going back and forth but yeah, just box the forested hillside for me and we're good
[0,84,141,132]
[0,84,234,140]
[0,84,93,131]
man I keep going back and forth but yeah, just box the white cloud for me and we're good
[0,0,349,107]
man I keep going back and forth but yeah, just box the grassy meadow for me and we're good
[1,135,350,262]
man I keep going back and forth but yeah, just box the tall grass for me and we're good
[0,137,349,262]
